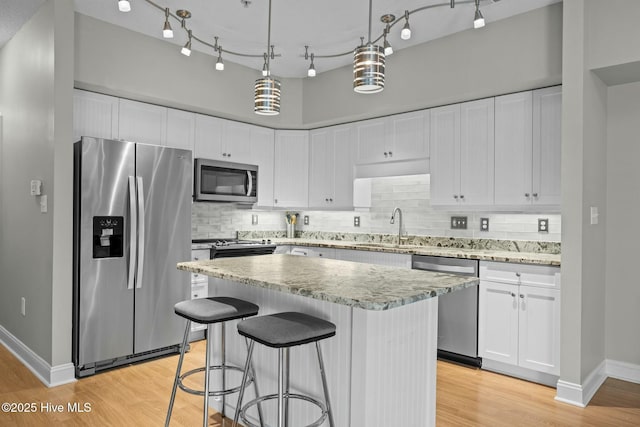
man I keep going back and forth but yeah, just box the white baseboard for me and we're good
[606,359,640,384]
[0,325,76,388]
[554,358,640,407]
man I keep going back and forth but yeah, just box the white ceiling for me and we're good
[3,0,561,78]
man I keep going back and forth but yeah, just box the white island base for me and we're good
[205,278,438,427]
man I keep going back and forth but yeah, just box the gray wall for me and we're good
[74,13,304,129]
[0,0,74,365]
[302,4,563,127]
[605,82,640,365]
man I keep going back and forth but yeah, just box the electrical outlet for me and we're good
[304,215,309,225]
[21,297,26,316]
[251,214,258,225]
[480,218,490,232]
[538,218,549,233]
[451,216,467,230]
[354,216,360,227]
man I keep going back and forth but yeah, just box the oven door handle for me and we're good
[413,261,476,275]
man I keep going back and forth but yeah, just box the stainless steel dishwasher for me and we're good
[412,255,481,367]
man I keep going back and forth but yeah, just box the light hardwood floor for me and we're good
[0,340,639,426]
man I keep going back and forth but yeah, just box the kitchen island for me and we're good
[178,254,479,427]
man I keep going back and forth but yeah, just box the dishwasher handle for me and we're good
[412,261,477,276]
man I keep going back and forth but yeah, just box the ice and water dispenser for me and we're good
[93,216,124,258]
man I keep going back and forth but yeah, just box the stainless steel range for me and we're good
[192,238,277,259]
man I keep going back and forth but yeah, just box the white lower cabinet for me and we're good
[478,261,561,383]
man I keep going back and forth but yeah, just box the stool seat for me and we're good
[174,297,259,324]
[238,312,336,348]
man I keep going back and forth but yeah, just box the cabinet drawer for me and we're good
[191,249,210,261]
[480,261,560,289]
[191,283,208,300]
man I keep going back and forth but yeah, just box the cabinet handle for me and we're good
[515,272,521,277]
[274,199,278,204]
[520,294,524,299]
[325,198,329,202]
[525,193,530,198]
[222,153,227,157]
[532,193,538,197]
[384,152,388,157]
[319,254,323,257]
[194,293,199,298]
[228,153,231,157]
[329,198,333,202]
[388,151,393,157]
[510,292,516,297]
[460,195,464,199]
[453,195,459,200]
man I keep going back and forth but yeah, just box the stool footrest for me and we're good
[240,392,328,427]
[177,364,254,397]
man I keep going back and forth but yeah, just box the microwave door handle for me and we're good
[135,176,145,289]
[246,171,253,196]
[127,176,137,290]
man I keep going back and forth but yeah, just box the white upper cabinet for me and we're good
[118,99,167,146]
[495,86,561,208]
[532,86,562,206]
[223,121,254,163]
[495,91,534,205]
[193,114,224,160]
[308,124,354,209]
[430,98,494,206]
[250,126,275,208]
[355,111,429,164]
[273,130,309,208]
[73,90,119,141]
[166,109,195,154]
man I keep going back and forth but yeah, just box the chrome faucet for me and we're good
[390,207,403,245]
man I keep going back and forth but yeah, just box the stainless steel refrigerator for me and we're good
[73,136,191,378]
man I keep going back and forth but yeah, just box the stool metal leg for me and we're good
[277,348,286,427]
[165,320,191,427]
[245,337,265,427]
[233,339,255,427]
[316,342,335,427]
[221,322,226,419]
[283,347,290,427]
[204,324,213,427]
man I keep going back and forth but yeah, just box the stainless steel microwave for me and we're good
[194,158,258,203]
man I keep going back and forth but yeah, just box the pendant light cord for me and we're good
[367,0,373,44]
[266,0,272,71]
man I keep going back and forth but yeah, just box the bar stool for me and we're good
[233,312,336,427]
[165,297,264,427]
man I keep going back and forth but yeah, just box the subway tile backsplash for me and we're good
[192,174,561,243]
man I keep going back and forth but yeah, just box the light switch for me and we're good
[251,214,258,225]
[304,215,309,225]
[590,207,599,225]
[30,180,42,196]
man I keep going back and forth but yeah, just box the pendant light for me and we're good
[118,1,131,13]
[353,0,385,94]
[254,0,281,115]
[474,0,485,29]
[162,8,173,38]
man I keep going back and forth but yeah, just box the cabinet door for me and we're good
[518,286,561,375]
[273,130,309,208]
[388,110,429,161]
[355,118,388,164]
[478,281,518,365]
[460,98,494,205]
[118,99,167,145]
[532,87,562,206]
[494,91,533,205]
[223,121,253,163]
[429,104,460,205]
[166,109,195,155]
[194,114,224,160]
[308,128,332,207]
[73,90,119,141]
[251,126,275,207]
[331,125,355,208]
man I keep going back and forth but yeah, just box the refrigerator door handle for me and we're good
[127,176,137,290]
[136,176,145,289]
[246,171,253,196]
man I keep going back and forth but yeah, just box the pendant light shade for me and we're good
[353,44,385,94]
[254,77,281,115]
[118,1,131,13]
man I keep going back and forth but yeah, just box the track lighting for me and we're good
[384,38,393,56]
[181,30,192,56]
[118,0,131,12]
[401,10,411,40]
[216,48,224,71]
[308,53,316,77]
[162,8,173,38]
[474,0,485,29]
[262,55,269,76]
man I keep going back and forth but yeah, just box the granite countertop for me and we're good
[268,238,561,266]
[178,254,479,311]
